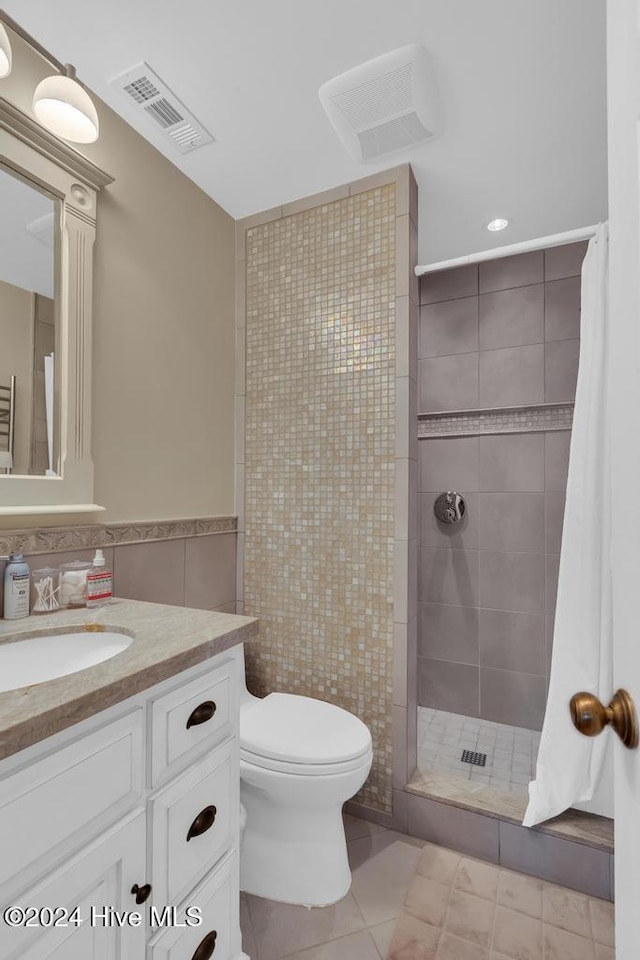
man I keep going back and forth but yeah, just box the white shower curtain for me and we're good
[524,223,612,827]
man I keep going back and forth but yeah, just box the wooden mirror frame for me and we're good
[0,97,113,516]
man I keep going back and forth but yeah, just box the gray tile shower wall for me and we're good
[417,242,586,730]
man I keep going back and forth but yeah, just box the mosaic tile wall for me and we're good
[243,185,397,812]
[418,402,574,438]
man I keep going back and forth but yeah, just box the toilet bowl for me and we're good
[239,673,373,907]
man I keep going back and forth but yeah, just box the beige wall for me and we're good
[0,278,34,475]
[1,27,235,524]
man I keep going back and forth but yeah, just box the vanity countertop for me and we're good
[0,598,258,761]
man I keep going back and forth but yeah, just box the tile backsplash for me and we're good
[0,525,237,618]
[417,242,586,730]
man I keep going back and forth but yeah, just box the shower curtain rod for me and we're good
[414,224,600,276]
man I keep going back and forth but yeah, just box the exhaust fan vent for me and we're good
[110,62,214,154]
[144,97,184,128]
[319,44,441,163]
[123,75,161,104]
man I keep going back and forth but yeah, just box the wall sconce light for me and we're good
[1,14,99,144]
[33,64,99,143]
[0,23,12,77]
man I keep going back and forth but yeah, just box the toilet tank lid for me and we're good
[240,692,372,765]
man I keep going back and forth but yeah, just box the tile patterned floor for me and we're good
[239,814,615,960]
[390,843,614,960]
[418,707,541,797]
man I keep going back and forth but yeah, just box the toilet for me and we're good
[239,656,373,907]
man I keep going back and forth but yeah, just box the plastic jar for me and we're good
[59,560,92,608]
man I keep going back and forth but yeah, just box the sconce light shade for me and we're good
[33,69,99,143]
[0,23,12,77]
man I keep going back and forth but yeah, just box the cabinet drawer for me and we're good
[148,851,236,960]
[0,709,143,892]
[151,660,235,786]
[151,739,237,908]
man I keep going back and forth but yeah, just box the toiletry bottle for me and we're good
[86,549,113,608]
[3,553,31,620]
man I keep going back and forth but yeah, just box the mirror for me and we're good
[0,166,59,476]
[1,96,113,515]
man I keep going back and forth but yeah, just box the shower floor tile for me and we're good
[417,706,541,797]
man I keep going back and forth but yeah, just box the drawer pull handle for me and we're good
[191,930,217,959]
[186,805,217,841]
[131,882,152,904]
[186,701,217,729]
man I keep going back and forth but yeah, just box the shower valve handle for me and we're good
[433,491,466,525]
[569,689,639,748]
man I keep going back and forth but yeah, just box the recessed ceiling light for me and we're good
[487,218,509,232]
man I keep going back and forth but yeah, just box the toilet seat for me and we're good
[240,748,372,777]
[240,692,372,776]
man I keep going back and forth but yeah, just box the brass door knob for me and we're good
[570,689,639,748]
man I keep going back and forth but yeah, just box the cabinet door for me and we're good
[0,708,143,899]
[1,809,146,960]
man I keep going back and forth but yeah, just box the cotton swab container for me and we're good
[31,567,61,614]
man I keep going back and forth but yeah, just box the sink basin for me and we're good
[0,631,133,693]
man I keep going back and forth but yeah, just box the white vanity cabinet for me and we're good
[0,643,247,960]
[0,810,147,959]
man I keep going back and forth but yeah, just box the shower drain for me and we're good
[461,749,487,767]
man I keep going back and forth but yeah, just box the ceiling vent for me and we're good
[109,62,214,154]
[319,44,441,163]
